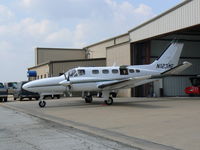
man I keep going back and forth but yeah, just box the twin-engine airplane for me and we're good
[23,41,192,107]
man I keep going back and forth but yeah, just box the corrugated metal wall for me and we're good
[130,0,200,42]
[163,76,191,96]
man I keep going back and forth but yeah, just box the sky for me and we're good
[0,0,183,82]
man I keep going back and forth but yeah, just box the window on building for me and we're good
[102,69,109,74]
[129,69,134,73]
[44,74,46,78]
[41,75,43,79]
[112,69,118,74]
[92,70,99,74]
[136,69,140,73]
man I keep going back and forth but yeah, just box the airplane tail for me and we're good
[150,41,184,72]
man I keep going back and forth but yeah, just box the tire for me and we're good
[29,98,32,100]
[39,101,46,108]
[111,92,117,98]
[0,98,2,102]
[20,97,23,101]
[14,98,17,100]
[56,95,60,99]
[85,96,93,103]
[105,97,113,105]
[4,97,7,102]
[189,94,195,97]
[36,97,39,100]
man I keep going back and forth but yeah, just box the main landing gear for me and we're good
[104,97,113,105]
[85,95,93,103]
[84,91,114,105]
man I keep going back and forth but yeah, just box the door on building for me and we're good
[131,41,151,97]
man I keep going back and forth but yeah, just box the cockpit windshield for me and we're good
[65,69,85,77]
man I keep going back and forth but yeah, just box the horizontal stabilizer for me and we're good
[161,61,192,75]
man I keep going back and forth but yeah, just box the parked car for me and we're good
[0,82,8,102]
[13,81,40,100]
[5,82,17,95]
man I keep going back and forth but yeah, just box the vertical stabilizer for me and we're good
[150,41,184,72]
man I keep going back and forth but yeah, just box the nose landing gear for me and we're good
[39,100,46,108]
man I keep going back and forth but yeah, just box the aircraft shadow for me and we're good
[46,99,169,109]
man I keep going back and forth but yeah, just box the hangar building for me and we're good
[28,48,106,80]
[28,0,200,97]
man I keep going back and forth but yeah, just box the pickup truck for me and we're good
[13,81,40,100]
[0,82,8,102]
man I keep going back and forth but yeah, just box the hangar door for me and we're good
[151,39,200,96]
[131,41,151,97]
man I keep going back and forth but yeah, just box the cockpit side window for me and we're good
[68,69,76,77]
[78,69,85,76]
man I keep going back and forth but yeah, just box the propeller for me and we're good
[60,73,72,97]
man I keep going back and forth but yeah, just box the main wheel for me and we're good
[4,97,7,102]
[105,97,113,105]
[39,101,46,108]
[85,96,93,103]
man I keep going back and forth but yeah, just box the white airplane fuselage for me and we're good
[23,65,159,95]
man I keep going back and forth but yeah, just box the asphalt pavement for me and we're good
[1,97,200,150]
[0,106,138,150]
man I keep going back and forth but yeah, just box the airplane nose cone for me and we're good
[22,82,30,91]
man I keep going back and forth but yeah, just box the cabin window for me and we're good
[129,69,134,73]
[136,69,140,73]
[92,70,99,74]
[102,69,109,74]
[78,69,85,76]
[112,69,118,74]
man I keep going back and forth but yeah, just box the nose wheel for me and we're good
[39,100,46,108]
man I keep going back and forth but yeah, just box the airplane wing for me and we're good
[98,61,192,90]
[98,75,153,90]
